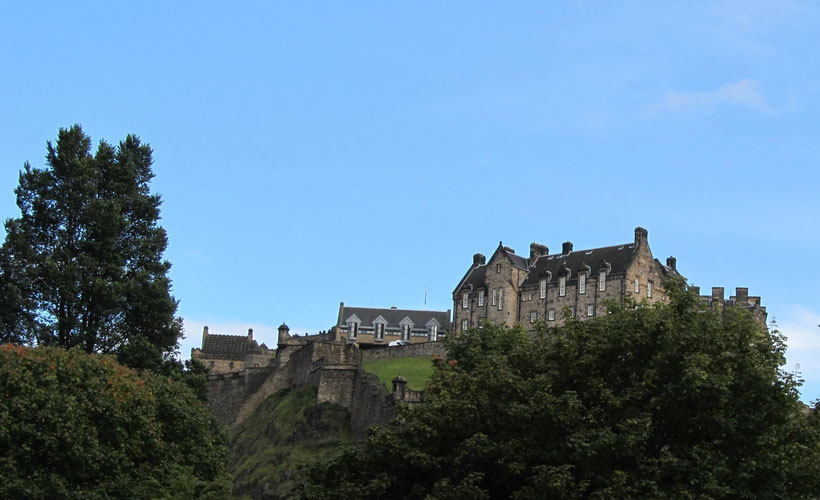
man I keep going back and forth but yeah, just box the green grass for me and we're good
[363,357,435,391]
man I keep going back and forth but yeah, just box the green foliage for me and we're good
[363,357,435,391]
[232,387,351,498]
[0,125,181,364]
[0,345,231,499]
[301,280,820,499]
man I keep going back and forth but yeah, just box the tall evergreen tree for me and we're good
[0,125,182,358]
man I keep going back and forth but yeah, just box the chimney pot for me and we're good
[634,227,648,246]
[473,253,486,267]
[666,256,677,270]
[562,241,573,254]
[248,328,253,339]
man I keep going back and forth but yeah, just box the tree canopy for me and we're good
[0,345,231,499]
[301,281,820,499]
[0,125,181,360]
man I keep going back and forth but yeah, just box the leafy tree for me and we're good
[301,280,820,499]
[0,345,231,499]
[0,125,181,361]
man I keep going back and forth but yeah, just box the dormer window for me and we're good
[478,290,484,307]
[428,324,438,341]
[579,274,586,294]
[559,276,566,297]
[375,323,385,341]
[401,324,410,340]
[599,270,606,291]
[462,292,469,309]
[540,279,547,299]
[349,321,359,339]
[634,277,639,293]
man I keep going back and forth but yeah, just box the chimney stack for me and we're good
[529,243,548,265]
[711,287,724,308]
[634,227,648,247]
[248,328,253,340]
[690,285,700,296]
[473,253,486,267]
[666,256,676,270]
[562,241,573,255]
[735,287,749,306]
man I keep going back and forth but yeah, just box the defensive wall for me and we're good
[206,339,439,437]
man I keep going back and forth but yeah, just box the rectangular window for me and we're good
[401,324,410,341]
[559,276,566,297]
[587,304,594,316]
[568,308,574,319]
[462,292,469,309]
[579,274,586,294]
[351,323,358,339]
[634,277,639,293]
[462,319,468,331]
[599,271,606,291]
[529,292,533,300]
[498,289,504,310]
[530,311,537,322]
[429,325,438,342]
[496,264,501,273]
[540,279,547,299]
[548,309,555,321]
[375,323,384,341]
[478,290,484,307]
[492,289,497,305]
[647,281,653,298]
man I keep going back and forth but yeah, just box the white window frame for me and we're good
[579,274,586,294]
[428,324,438,342]
[540,279,547,299]
[401,324,410,341]
[647,281,653,298]
[599,270,606,291]
[634,277,639,293]
[548,309,555,321]
[375,322,385,341]
[492,289,497,306]
[498,289,504,310]
[530,311,537,322]
[462,292,469,309]
[350,322,359,339]
[478,290,484,307]
[462,319,468,331]
[587,304,594,317]
[559,276,566,297]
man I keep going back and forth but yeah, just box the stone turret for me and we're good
[277,323,290,347]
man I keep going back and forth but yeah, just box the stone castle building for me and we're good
[191,326,275,373]
[453,227,765,332]
[332,303,451,345]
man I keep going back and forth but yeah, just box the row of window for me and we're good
[462,274,654,308]
[347,323,439,342]
[528,304,595,323]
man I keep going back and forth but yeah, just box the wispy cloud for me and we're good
[649,79,768,113]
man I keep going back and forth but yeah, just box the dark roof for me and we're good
[455,263,487,293]
[506,250,529,270]
[341,306,449,329]
[520,243,637,287]
[202,333,259,358]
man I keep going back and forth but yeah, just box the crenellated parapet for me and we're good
[689,285,767,324]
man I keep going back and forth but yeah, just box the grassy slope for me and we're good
[230,386,351,499]
[363,357,435,391]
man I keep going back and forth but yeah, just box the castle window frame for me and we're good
[492,289,497,306]
[647,281,653,298]
[530,311,537,323]
[587,304,594,317]
[428,324,438,342]
[374,322,385,341]
[548,309,555,321]
[462,292,469,309]
[462,319,468,331]
[559,276,566,297]
[498,289,504,310]
[478,290,484,307]
[635,277,639,293]
[347,318,360,339]
[540,279,547,299]
[401,324,410,341]
[579,273,586,294]
[599,270,607,291]
[496,263,501,273]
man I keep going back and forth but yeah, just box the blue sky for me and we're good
[1,1,819,402]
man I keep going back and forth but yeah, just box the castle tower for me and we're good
[277,323,290,347]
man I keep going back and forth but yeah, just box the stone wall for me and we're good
[359,341,446,362]
[207,366,279,425]
[350,370,394,440]
[316,364,358,408]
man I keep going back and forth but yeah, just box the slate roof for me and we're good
[202,334,260,358]
[341,306,449,329]
[520,243,638,287]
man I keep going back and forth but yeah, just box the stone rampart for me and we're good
[359,341,445,362]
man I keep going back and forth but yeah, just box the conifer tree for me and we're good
[0,125,182,359]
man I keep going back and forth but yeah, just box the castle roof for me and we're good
[201,333,260,358]
[340,306,449,329]
[520,242,637,287]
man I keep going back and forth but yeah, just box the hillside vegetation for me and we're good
[230,386,351,499]
[363,357,435,391]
